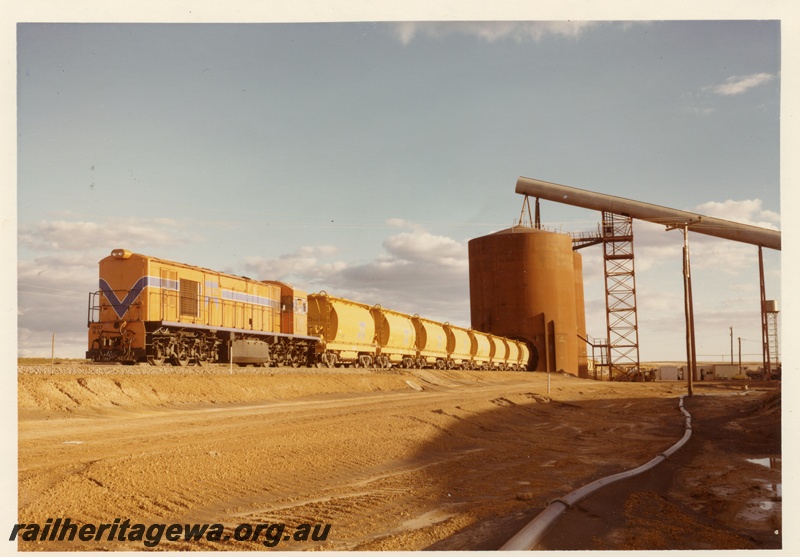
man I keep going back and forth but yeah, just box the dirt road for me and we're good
[17,365,781,551]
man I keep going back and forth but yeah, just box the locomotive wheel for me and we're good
[170,337,191,366]
[147,342,166,366]
[172,344,190,366]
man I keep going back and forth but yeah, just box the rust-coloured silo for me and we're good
[468,226,588,377]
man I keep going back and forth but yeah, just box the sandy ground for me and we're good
[17,364,781,551]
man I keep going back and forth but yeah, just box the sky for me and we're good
[5,5,795,367]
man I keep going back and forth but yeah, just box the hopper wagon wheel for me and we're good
[357,355,373,368]
[323,352,337,368]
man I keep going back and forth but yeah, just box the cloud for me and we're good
[570,195,779,361]
[392,21,601,45]
[17,254,98,358]
[383,229,466,267]
[242,220,471,325]
[16,216,199,357]
[693,199,780,230]
[242,246,345,284]
[321,222,470,323]
[18,218,190,252]
[701,73,776,96]
[684,106,716,115]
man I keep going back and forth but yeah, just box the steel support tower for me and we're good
[601,211,640,377]
[767,303,780,374]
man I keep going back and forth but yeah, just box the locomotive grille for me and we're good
[180,278,200,317]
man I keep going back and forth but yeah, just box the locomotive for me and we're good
[87,249,531,370]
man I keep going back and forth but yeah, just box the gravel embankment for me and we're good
[17,362,397,376]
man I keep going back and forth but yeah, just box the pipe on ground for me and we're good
[499,395,693,550]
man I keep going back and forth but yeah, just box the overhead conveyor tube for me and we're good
[516,176,781,251]
[500,395,693,551]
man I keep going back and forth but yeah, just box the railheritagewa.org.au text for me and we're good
[10,518,331,548]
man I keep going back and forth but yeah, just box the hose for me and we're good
[500,395,692,550]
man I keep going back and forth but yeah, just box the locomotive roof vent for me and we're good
[111,248,132,259]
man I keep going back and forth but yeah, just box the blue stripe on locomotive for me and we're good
[100,275,279,320]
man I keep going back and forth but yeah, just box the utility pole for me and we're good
[730,327,733,364]
[738,337,742,375]
[665,221,697,397]
[670,223,697,396]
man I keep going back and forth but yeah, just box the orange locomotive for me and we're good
[86,249,315,366]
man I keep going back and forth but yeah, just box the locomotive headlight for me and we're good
[111,249,132,259]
